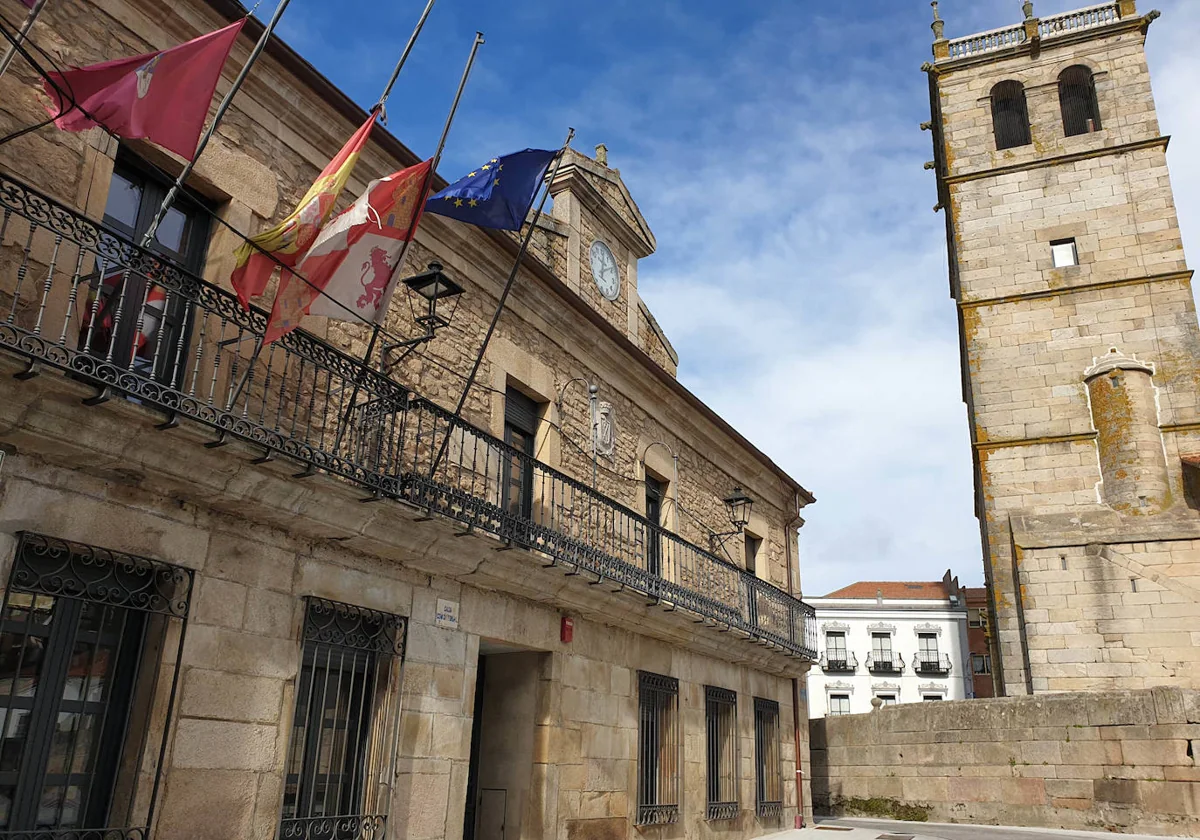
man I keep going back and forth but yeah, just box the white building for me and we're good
[806,572,973,718]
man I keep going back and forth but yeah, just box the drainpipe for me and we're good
[783,489,806,829]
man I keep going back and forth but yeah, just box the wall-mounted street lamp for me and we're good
[640,441,679,532]
[382,262,465,371]
[709,486,754,559]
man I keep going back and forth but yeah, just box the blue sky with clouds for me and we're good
[276,0,1200,596]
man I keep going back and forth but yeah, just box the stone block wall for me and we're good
[810,688,1200,836]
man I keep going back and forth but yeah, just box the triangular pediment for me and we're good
[549,149,655,259]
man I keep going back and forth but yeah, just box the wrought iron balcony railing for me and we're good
[914,653,953,675]
[0,172,817,659]
[865,652,904,674]
[819,651,857,673]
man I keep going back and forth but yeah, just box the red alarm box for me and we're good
[560,616,574,643]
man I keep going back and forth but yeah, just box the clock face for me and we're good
[589,240,621,301]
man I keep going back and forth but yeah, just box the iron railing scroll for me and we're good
[0,171,817,660]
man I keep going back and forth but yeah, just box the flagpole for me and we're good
[329,32,485,469]
[0,0,49,80]
[140,0,293,248]
[223,9,450,414]
[428,126,575,478]
[374,0,436,117]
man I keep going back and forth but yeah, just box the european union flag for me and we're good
[425,148,558,231]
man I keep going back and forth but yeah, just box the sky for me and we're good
[275,0,1200,597]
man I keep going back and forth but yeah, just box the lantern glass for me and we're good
[723,487,753,530]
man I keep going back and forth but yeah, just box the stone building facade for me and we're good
[0,1,817,839]
[806,575,972,718]
[925,0,1200,696]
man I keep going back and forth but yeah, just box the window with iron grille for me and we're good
[0,532,192,839]
[280,597,407,840]
[1059,65,1101,136]
[753,698,782,820]
[705,686,738,820]
[636,671,679,825]
[991,80,1032,150]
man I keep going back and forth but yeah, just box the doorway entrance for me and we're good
[463,644,545,840]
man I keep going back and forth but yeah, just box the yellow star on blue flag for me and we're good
[426,149,558,231]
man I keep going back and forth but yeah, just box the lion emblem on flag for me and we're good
[135,54,162,99]
[358,246,394,309]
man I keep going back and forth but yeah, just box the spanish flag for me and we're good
[230,114,375,309]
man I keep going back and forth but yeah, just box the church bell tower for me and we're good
[925,1,1200,696]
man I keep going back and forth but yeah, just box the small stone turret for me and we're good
[1084,348,1170,514]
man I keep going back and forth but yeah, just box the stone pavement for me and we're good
[768,818,1193,840]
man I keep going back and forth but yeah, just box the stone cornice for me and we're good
[943,136,1169,186]
[549,153,656,259]
[958,269,1195,311]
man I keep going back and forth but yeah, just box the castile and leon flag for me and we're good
[42,20,245,160]
[231,114,376,309]
[263,159,433,344]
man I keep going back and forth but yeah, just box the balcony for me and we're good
[944,2,1122,60]
[914,654,953,675]
[819,652,858,673]
[865,652,904,674]
[0,172,817,659]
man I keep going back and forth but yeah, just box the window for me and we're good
[503,388,539,520]
[826,631,847,663]
[968,608,983,628]
[743,533,761,576]
[871,632,892,665]
[281,598,406,839]
[645,474,664,578]
[828,694,851,716]
[704,686,738,821]
[991,80,1032,150]
[918,632,940,662]
[83,156,211,387]
[636,671,680,825]
[972,654,992,675]
[923,695,943,702]
[0,532,191,835]
[875,693,898,707]
[1059,65,1101,136]
[1051,238,1079,268]
[754,698,782,819]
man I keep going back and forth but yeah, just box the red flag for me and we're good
[264,160,433,344]
[230,114,375,309]
[42,20,244,160]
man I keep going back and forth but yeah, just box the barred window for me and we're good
[280,597,407,840]
[1059,65,1101,136]
[753,698,782,820]
[705,686,738,820]
[991,80,1032,150]
[636,671,680,825]
[0,532,192,837]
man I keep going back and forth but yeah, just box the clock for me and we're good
[589,240,621,301]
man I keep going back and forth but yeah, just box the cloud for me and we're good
[283,0,1199,597]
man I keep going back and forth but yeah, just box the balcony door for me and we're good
[644,475,664,578]
[82,156,210,388]
[502,388,538,523]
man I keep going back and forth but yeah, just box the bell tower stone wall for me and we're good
[927,2,1200,696]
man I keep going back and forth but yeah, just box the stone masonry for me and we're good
[926,1,1200,695]
[0,0,817,837]
[810,688,1200,837]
